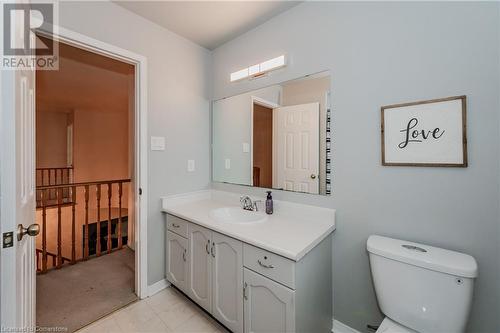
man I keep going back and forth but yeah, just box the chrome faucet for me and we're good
[240,195,261,211]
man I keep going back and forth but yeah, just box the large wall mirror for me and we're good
[212,71,331,195]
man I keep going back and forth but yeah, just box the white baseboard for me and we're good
[147,278,171,297]
[332,319,362,333]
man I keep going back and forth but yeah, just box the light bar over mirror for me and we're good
[213,71,332,196]
[230,55,286,82]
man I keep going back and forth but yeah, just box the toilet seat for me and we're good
[375,318,418,333]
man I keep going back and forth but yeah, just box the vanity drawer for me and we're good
[243,244,295,289]
[166,214,189,238]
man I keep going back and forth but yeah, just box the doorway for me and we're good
[0,26,148,333]
[35,37,137,332]
[252,103,273,188]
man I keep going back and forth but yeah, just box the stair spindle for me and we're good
[71,186,76,264]
[118,182,123,249]
[84,185,90,260]
[41,189,47,273]
[107,183,112,254]
[56,188,62,268]
[96,184,101,256]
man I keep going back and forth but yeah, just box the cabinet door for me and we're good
[166,231,188,293]
[187,224,212,312]
[212,232,243,333]
[244,268,295,333]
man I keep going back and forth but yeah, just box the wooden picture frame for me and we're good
[381,95,467,167]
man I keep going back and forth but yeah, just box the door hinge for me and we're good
[139,188,142,195]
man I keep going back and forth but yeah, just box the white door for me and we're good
[273,102,320,194]
[166,231,188,293]
[243,268,295,333]
[212,232,243,333]
[0,50,37,329]
[187,224,212,312]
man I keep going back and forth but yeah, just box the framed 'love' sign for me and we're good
[381,96,467,167]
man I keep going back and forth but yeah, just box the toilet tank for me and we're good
[367,235,478,333]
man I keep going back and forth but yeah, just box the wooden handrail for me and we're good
[36,178,131,190]
[36,166,73,170]
[36,178,131,273]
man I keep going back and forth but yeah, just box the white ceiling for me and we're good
[115,1,301,50]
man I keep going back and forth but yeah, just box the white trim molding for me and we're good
[147,279,171,297]
[332,319,362,333]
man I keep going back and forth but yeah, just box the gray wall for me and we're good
[212,2,500,332]
[58,1,212,285]
[213,85,281,185]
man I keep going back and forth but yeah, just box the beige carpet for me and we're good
[37,247,137,332]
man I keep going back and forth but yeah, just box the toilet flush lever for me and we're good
[402,244,427,253]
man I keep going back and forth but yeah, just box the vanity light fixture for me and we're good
[230,55,286,82]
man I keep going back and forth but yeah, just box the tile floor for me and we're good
[77,287,229,333]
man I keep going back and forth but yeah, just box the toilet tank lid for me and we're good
[367,235,478,278]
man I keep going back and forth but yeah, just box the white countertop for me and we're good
[161,190,335,261]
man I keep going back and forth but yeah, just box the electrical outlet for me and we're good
[187,159,195,172]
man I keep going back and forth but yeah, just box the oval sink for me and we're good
[209,207,268,224]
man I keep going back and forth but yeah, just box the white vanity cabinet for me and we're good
[166,230,188,293]
[243,268,295,333]
[211,231,243,333]
[165,213,332,333]
[187,224,212,312]
[167,214,244,333]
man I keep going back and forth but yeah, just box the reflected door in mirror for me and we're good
[274,103,320,194]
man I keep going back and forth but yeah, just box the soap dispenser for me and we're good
[265,191,273,215]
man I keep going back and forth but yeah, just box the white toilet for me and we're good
[367,235,478,333]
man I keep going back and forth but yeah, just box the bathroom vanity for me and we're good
[161,190,335,333]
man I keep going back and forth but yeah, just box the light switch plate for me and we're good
[151,136,165,151]
[242,142,250,153]
[187,160,195,172]
[225,158,231,169]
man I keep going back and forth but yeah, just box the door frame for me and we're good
[0,24,149,327]
[44,25,149,299]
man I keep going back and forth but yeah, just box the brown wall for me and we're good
[73,109,129,183]
[252,103,273,188]
[36,111,70,168]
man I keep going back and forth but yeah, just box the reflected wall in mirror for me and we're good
[212,71,331,195]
